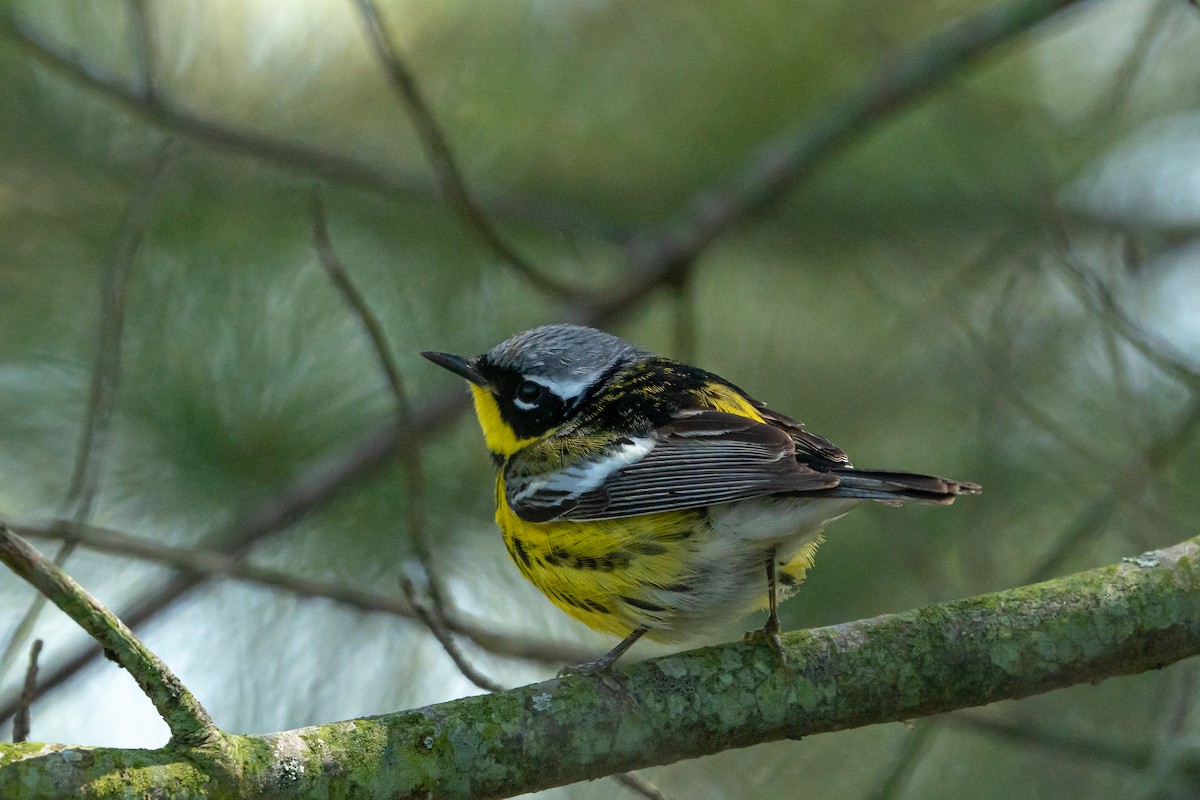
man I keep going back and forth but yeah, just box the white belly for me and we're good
[708,495,859,543]
[640,496,860,640]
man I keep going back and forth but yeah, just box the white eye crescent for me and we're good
[514,380,543,410]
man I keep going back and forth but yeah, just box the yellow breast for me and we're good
[493,473,704,639]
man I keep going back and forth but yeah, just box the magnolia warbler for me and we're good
[423,324,979,670]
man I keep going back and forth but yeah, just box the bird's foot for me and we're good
[557,655,617,680]
[744,615,788,669]
[558,656,636,704]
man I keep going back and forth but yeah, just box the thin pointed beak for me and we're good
[421,351,490,388]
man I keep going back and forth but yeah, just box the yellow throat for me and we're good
[469,384,537,458]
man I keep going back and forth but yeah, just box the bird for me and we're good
[422,323,979,671]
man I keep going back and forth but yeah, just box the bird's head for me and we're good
[423,324,643,459]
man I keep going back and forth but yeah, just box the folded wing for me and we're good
[506,411,839,522]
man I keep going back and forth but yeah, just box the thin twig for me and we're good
[1029,391,1200,582]
[888,226,1199,579]
[0,14,624,242]
[349,0,579,300]
[611,771,677,800]
[1053,234,1200,390]
[669,271,696,364]
[948,711,1153,769]
[400,577,503,693]
[0,390,469,726]
[13,518,589,665]
[968,321,1101,463]
[311,194,408,403]
[125,0,157,102]
[0,525,217,747]
[1083,0,1173,128]
[12,639,42,744]
[312,193,500,689]
[64,140,177,525]
[605,0,1090,316]
[0,141,177,685]
[855,229,1104,466]
[869,721,940,800]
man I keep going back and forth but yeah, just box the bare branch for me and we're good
[604,0,1091,315]
[349,0,579,299]
[125,0,157,101]
[612,771,675,800]
[947,711,1153,769]
[0,393,467,726]
[11,639,42,744]
[12,518,591,665]
[1083,0,1174,127]
[313,193,502,690]
[1029,392,1200,582]
[64,141,177,526]
[0,525,217,747]
[0,14,623,242]
[1054,238,1200,390]
[311,194,408,403]
[399,577,503,693]
[0,141,177,685]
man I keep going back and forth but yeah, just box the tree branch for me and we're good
[1029,391,1200,582]
[603,0,1090,317]
[350,0,581,299]
[11,640,41,744]
[0,0,1093,725]
[313,193,506,692]
[3,533,1197,798]
[0,394,468,725]
[0,140,177,685]
[12,518,591,665]
[0,14,623,242]
[947,711,1156,770]
[0,525,217,748]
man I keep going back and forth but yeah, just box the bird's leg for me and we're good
[757,552,788,667]
[765,554,781,637]
[558,627,647,678]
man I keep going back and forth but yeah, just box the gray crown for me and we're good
[482,324,646,382]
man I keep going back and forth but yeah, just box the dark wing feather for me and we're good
[756,407,851,468]
[506,411,839,522]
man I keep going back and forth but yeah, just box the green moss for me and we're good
[88,761,212,799]
[0,742,47,767]
[3,537,1198,799]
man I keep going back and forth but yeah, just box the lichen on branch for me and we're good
[2,535,1197,799]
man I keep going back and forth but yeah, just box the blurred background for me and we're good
[2,0,1200,797]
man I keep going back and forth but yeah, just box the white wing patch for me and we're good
[509,437,654,504]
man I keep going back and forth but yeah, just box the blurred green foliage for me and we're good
[2,0,1200,798]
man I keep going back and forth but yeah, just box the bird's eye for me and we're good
[516,380,543,405]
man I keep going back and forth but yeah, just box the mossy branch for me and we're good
[3,535,1197,799]
[0,525,218,749]
[0,0,1093,717]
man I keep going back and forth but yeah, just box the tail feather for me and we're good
[819,469,981,505]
